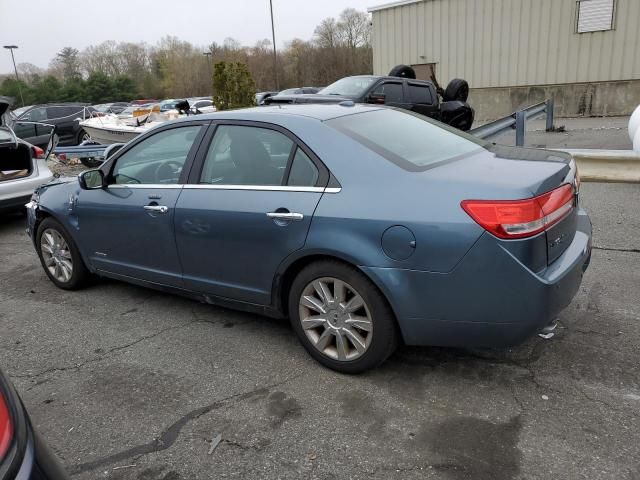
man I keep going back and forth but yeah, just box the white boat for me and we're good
[79,111,178,145]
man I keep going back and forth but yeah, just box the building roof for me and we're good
[368,0,424,13]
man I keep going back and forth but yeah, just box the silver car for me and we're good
[1,97,56,213]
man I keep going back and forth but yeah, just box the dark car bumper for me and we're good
[363,208,592,348]
[0,195,32,214]
[0,371,67,480]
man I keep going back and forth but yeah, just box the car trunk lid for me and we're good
[432,144,578,266]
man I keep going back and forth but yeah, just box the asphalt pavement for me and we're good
[0,182,639,480]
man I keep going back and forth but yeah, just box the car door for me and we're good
[174,122,328,305]
[74,122,208,286]
[46,106,83,145]
[13,107,50,147]
[407,82,439,119]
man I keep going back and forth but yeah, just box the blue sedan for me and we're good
[26,104,592,373]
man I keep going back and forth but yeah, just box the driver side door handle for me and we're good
[144,205,169,214]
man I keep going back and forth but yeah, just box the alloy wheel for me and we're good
[298,277,373,361]
[40,228,73,283]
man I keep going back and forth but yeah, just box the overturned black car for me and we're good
[265,65,474,131]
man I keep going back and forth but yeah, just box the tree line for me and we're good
[0,8,372,106]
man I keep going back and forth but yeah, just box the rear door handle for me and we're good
[144,205,169,214]
[266,212,304,221]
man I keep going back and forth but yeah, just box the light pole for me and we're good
[269,0,279,90]
[3,45,25,107]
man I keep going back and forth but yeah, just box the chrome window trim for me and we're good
[184,184,324,193]
[106,184,342,193]
[108,184,182,189]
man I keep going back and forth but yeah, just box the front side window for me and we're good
[200,125,294,186]
[111,125,202,184]
[328,109,484,171]
[372,83,403,103]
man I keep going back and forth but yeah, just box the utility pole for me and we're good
[3,45,25,106]
[269,0,279,90]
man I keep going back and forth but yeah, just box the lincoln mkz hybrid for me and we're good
[26,104,592,373]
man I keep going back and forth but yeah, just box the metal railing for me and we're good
[53,143,108,160]
[470,99,555,146]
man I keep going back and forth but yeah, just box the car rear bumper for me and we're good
[362,208,592,348]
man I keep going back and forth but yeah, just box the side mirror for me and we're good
[368,93,386,104]
[78,169,105,190]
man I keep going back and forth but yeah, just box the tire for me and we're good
[36,218,91,290]
[443,78,470,102]
[388,64,416,79]
[80,157,103,168]
[288,260,398,373]
[76,129,91,145]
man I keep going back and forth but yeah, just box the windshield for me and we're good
[327,108,486,171]
[319,77,378,97]
[11,106,30,117]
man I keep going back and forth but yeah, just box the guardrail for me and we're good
[470,99,555,146]
[559,149,640,183]
[53,144,108,160]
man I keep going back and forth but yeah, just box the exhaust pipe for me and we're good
[538,320,558,339]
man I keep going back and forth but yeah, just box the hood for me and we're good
[266,94,351,105]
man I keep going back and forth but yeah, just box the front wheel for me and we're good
[36,218,91,290]
[289,261,398,373]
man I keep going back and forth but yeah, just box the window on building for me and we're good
[577,0,615,33]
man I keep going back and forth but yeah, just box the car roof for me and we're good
[183,103,386,123]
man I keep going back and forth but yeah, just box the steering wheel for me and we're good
[154,160,183,182]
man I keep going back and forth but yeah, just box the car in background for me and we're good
[188,99,215,114]
[0,367,68,479]
[129,99,159,106]
[11,103,98,147]
[10,105,31,118]
[275,87,321,96]
[255,91,279,105]
[265,69,475,131]
[1,97,55,213]
[159,99,186,112]
[26,104,591,373]
[92,102,129,115]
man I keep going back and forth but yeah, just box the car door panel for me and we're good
[175,188,322,304]
[175,122,327,305]
[74,122,207,286]
[75,186,184,285]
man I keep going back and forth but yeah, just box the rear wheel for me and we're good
[36,218,91,290]
[289,261,398,373]
[80,157,102,168]
[443,78,470,102]
[77,129,92,145]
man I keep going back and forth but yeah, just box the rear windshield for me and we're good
[327,108,485,171]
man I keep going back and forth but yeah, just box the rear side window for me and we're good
[287,148,319,186]
[327,109,484,171]
[408,84,432,105]
[200,125,293,186]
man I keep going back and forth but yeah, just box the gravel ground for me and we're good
[0,182,639,479]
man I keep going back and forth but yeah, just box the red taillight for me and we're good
[0,393,13,460]
[32,146,45,159]
[461,184,575,239]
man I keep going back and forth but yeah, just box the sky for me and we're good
[0,0,375,74]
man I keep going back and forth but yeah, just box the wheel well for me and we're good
[276,254,399,328]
